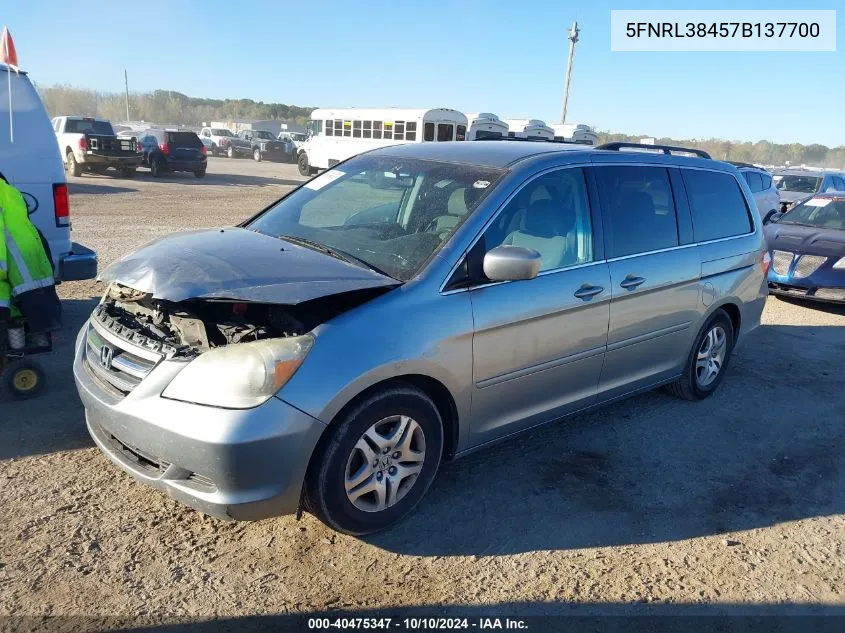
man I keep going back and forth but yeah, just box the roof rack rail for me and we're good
[726,161,758,169]
[597,142,711,159]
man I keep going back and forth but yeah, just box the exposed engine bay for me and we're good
[98,282,389,358]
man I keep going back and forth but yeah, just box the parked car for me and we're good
[729,162,780,224]
[238,129,288,162]
[74,140,767,535]
[765,193,845,303]
[1,64,96,282]
[773,168,845,213]
[137,129,207,178]
[53,116,141,178]
[198,127,250,158]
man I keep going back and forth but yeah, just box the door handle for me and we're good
[620,275,646,290]
[574,284,604,299]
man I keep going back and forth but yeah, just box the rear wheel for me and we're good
[227,146,235,159]
[666,311,734,401]
[194,169,206,179]
[253,147,262,161]
[297,152,311,177]
[150,159,164,178]
[66,151,81,177]
[305,384,443,535]
[120,167,136,178]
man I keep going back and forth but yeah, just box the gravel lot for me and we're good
[1,157,843,625]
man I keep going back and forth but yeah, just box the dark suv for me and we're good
[137,129,207,178]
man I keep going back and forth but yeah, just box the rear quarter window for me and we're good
[682,169,753,242]
[743,170,763,193]
[167,131,202,147]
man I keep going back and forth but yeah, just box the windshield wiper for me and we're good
[278,235,394,279]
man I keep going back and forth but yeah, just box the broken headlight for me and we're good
[162,334,314,409]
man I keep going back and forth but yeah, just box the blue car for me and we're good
[766,193,845,303]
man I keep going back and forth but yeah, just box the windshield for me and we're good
[774,174,822,194]
[253,131,275,140]
[212,128,233,137]
[66,119,115,135]
[247,155,505,281]
[780,198,845,231]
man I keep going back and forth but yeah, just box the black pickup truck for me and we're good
[55,116,142,178]
[238,129,292,162]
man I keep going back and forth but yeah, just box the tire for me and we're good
[66,151,81,177]
[194,169,206,179]
[227,146,235,159]
[150,159,164,178]
[3,358,46,400]
[297,152,311,177]
[253,147,262,162]
[305,384,444,535]
[666,310,735,401]
[120,167,136,178]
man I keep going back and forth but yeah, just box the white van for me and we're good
[0,64,96,281]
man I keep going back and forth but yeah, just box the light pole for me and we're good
[561,21,579,124]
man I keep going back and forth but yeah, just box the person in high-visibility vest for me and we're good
[0,175,61,349]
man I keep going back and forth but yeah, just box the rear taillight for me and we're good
[200,145,207,157]
[53,183,70,227]
[761,250,771,276]
[159,143,170,155]
[78,137,88,151]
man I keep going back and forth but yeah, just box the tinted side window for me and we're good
[761,174,772,190]
[744,171,763,193]
[482,168,594,273]
[423,122,434,142]
[834,177,845,190]
[597,166,678,258]
[683,169,753,241]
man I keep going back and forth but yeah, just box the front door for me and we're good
[468,167,611,446]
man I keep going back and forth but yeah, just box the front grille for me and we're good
[84,323,159,396]
[772,250,794,275]
[793,255,827,279]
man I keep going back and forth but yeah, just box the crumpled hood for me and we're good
[99,228,400,303]
[764,223,845,257]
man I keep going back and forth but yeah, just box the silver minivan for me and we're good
[74,141,768,534]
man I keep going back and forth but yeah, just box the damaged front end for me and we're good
[91,281,392,409]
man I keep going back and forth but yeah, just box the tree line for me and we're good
[36,85,315,127]
[35,85,845,168]
[597,132,845,169]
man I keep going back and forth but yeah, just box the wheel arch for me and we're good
[707,300,741,344]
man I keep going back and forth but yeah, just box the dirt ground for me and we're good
[1,157,843,625]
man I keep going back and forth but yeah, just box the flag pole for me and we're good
[4,34,11,144]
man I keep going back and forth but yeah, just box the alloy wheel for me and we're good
[344,415,426,513]
[695,325,727,388]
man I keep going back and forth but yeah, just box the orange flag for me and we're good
[1,26,18,71]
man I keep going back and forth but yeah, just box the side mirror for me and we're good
[763,211,782,225]
[483,245,541,281]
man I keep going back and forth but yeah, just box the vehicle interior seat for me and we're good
[429,187,473,238]
[502,198,576,269]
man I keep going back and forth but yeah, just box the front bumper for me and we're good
[73,321,326,520]
[768,283,845,304]
[58,242,97,281]
[80,152,141,168]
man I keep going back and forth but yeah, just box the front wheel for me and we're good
[253,148,262,161]
[297,152,311,177]
[305,384,443,535]
[226,146,235,159]
[666,311,735,401]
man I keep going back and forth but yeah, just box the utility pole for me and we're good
[124,70,130,122]
[561,21,579,124]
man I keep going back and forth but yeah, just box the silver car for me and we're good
[74,141,768,534]
[730,162,780,224]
